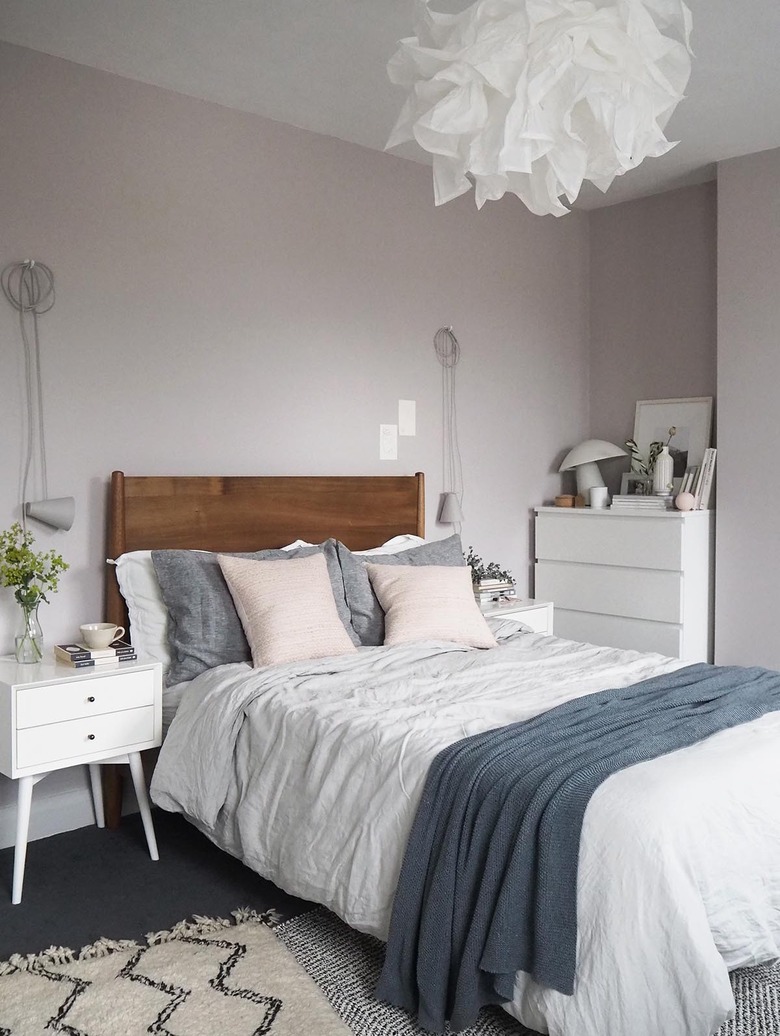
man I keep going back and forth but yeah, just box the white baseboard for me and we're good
[0,765,144,850]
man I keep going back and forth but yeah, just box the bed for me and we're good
[105,470,780,1036]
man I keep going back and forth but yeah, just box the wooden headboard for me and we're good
[106,470,425,630]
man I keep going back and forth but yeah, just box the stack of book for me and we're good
[54,641,137,668]
[610,493,674,512]
[473,579,516,609]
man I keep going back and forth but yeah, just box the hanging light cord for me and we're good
[1,260,55,523]
[434,326,464,522]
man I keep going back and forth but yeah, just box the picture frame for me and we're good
[632,397,713,480]
[620,473,654,496]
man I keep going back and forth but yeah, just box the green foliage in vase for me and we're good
[464,546,512,585]
[625,426,677,476]
[0,522,69,610]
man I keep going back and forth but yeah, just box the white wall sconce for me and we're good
[25,497,76,531]
[2,260,75,532]
[438,491,464,525]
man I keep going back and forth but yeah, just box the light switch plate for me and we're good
[398,399,416,436]
[379,424,398,460]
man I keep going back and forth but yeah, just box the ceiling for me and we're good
[1,0,779,210]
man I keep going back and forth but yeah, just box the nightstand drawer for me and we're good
[16,706,155,770]
[480,600,553,635]
[511,605,551,634]
[16,670,156,729]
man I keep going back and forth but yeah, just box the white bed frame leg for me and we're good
[127,752,159,861]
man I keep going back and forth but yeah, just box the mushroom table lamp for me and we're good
[559,440,627,497]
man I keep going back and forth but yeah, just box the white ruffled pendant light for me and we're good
[386,0,693,216]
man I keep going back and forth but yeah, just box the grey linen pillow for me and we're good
[152,539,356,684]
[336,533,466,646]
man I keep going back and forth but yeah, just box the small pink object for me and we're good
[675,492,696,511]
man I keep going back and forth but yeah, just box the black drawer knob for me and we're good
[87,734,96,741]
[87,696,95,703]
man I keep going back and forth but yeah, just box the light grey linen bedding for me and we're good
[150,625,780,1036]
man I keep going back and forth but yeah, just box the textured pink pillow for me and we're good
[218,552,357,667]
[365,563,497,649]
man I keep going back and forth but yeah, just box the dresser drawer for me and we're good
[536,513,683,571]
[16,706,155,770]
[15,670,156,729]
[535,561,683,624]
[553,609,684,657]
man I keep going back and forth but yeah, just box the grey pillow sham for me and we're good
[336,534,466,646]
[152,539,357,685]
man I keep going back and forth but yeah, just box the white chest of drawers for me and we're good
[534,507,714,661]
[0,657,163,903]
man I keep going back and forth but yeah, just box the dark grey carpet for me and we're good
[0,808,310,959]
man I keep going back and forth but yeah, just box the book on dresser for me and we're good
[610,493,674,511]
[54,641,137,666]
[692,448,717,509]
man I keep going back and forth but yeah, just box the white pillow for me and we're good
[365,563,497,649]
[113,541,314,672]
[353,534,426,556]
[282,535,426,556]
[113,550,171,669]
[218,552,358,667]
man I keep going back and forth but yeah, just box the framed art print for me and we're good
[633,397,713,480]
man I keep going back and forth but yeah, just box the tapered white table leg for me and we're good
[13,775,35,905]
[127,752,159,861]
[88,764,105,828]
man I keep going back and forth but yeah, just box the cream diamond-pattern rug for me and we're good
[0,909,349,1036]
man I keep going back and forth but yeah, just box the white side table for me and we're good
[480,598,554,635]
[0,656,163,904]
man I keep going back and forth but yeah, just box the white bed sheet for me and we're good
[162,680,190,734]
[151,624,780,1036]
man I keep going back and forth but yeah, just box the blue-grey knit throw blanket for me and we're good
[375,662,780,1033]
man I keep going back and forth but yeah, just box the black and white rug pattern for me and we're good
[277,908,780,1036]
[0,909,349,1036]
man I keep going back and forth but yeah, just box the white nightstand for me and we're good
[0,656,163,904]
[480,598,554,635]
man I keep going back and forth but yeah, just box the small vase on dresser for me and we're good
[652,445,674,495]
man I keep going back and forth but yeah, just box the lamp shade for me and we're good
[559,440,626,496]
[25,496,75,531]
[438,491,464,524]
[386,0,692,216]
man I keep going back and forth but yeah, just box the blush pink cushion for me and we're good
[365,563,497,649]
[218,552,357,667]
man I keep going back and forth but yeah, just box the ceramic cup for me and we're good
[80,622,125,650]
[589,486,610,509]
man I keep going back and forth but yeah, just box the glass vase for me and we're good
[15,603,43,664]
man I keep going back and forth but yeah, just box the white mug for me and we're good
[80,622,126,650]
[589,486,609,509]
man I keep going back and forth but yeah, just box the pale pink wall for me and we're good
[588,183,717,492]
[716,148,780,668]
[0,43,590,842]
